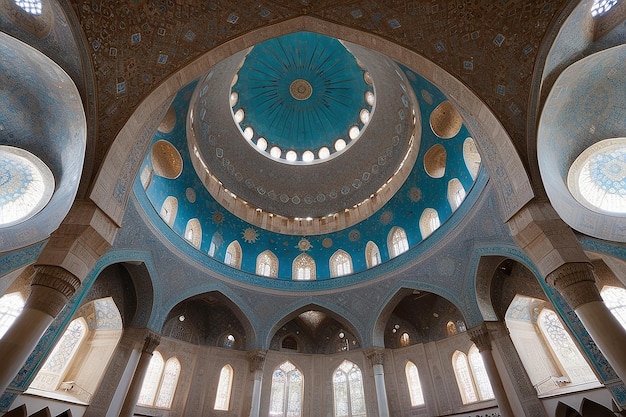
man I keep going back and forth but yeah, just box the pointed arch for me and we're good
[452,350,478,404]
[388,226,408,258]
[159,196,178,227]
[405,361,425,407]
[269,360,303,417]
[468,345,494,400]
[447,178,466,211]
[257,250,279,277]
[333,360,366,417]
[138,351,165,406]
[293,253,316,281]
[214,364,234,411]
[365,241,381,268]
[419,208,440,239]
[184,218,202,248]
[224,241,242,269]
[330,250,353,277]
[155,357,181,408]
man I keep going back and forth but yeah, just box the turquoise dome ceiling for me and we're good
[136,32,484,285]
[231,32,373,161]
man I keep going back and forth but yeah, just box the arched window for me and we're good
[214,364,233,411]
[419,208,440,239]
[224,241,242,269]
[405,361,425,407]
[140,165,153,189]
[30,318,88,392]
[388,227,409,258]
[159,196,178,227]
[463,138,481,180]
[400,332,410,347]
[138,352,165,406]
[269,361,303,417]
[293,253,316,281]
[14,0,43,15]
[601,286,626,330]
[281,336,298,351]
[184,218,202,248]
[365,241,381,268]
[537,309,598,385]
[155,357,181,408]
[446,320,458,336]
[452,350,478,404]
[468,346,494,401]
[208,231,223,257]
[333,360,366,417]
[222,334,236,349]
[0,292,25,339]
[257,250,279,277]
[447,178,466,211]
[330,250,353,277]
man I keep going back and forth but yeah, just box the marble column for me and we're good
[367,350,390,417]
[0,265,80,394]
[118,332,161,417]
[468,325,514,417]
[247,350,267,417]
[546,262,626,383]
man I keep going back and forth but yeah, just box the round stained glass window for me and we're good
[568,138,626,215]
[0,146,55,227]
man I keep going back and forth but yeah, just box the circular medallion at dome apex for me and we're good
[568,138,626,215]
[189,41,418,228]
[0,145,54,227]
[230,32,374,164]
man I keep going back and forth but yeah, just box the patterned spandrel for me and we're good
[214,365,233,411]
[138,352,164,406]
[0,293,24,339]
[453,352,478,403]
[155,358,181,408]
[468,346,494,400]
[601,286,626,330]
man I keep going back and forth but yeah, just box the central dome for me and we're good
[229,32,375,163]
[188,33,420,234]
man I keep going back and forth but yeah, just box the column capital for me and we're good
[366,350,385,366]
[142,332,161,354]
[25,265,81,317]
[247,350,267,372]
[546,262,601,309]
[468,324,492,352]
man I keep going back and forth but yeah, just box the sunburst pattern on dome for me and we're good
[231,32,374,163]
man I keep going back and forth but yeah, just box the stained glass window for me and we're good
[452,351,478,404]
[365,241,381,268]
[269,361,303,417]
[405,361,425,406]
[14,0,42,15]
[30,318,88,391]
[538,309,598,385]
[419,208,440,239]
[591,0,620,16]
[447,178,466,212]
[468,345,494,400]
[214,364,233,411]
[400,332,410,347]
[293,253,315,281]
[225,241,242,268]
[333,360,366,417]
[0,292,24,339]
[446,321,458,336]
[159,196,178,227]
[388,227,408,258]
[138,352,164,406]
[601,286,626,330]
[330,250,353,277]
[257,250,279,277]
[155,357,181,408]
